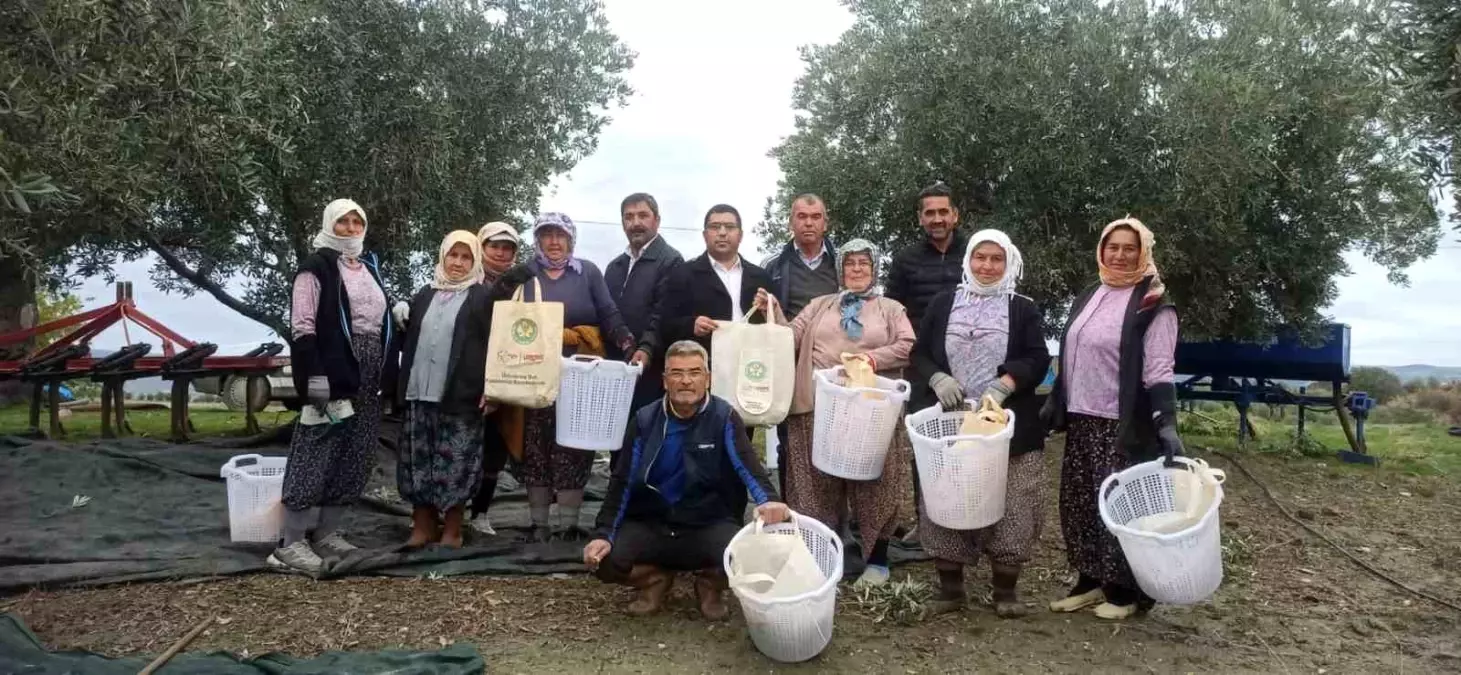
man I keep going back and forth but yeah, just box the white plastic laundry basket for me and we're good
[811,367,910,480]
[555,355,642,451]
[905,404,1014,530]
[724,513,844,663]
[220,454,288,544]
[1098,457,1225,604]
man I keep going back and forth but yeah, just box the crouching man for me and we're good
[583,339,789,619]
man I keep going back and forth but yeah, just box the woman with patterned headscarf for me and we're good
[272,198,392,574]
[910,229,1051,618]
[758,238,916,587]
[494,212,636,543]
[384,230,500,549]
[1041,216,1182,620]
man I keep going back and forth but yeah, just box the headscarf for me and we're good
[312,198,367,260]
[1097,216,1166,301]
[432,230,484,292]
[955,228,1024,306]
[835,238,880,341]
[477,221,521,284]
[531,212,582,274]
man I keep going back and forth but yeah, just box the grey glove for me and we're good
[929,372,965,411]
[981,379,1014,406]
[305,376,331,408]
[1156,417,1186,461]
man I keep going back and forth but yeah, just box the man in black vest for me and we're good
[584,340,788,619]
[604,192,684,415]
[886,182,970,334]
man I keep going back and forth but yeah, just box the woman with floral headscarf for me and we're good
[272,198,392,574]
[910,229,1051,618]
[384,230,501,548]
[1041,217,1182,620]
[493,212,636,543]
[759,238,916,587]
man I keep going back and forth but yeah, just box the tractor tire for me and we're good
[220,375,271,413]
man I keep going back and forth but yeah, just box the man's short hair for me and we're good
[703,204,741,228]
[620,193,660,219]
[792,193,825,209]
[665,340,709,365]
[918,182,955,210]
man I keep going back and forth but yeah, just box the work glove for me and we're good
[1156,420,1186,462]
[1148,382,1184,462]
[929,372,965,411]
[981,379,1014,407]
[391,301,411,329]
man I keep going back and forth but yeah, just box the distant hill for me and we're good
[1379,365,1461,383]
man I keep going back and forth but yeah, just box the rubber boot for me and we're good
[625,565,673,616]
[695,570,730,621]
[927,561,966,615]
[991,563,1029,618]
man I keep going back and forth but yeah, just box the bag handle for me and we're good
[509,278,545,303]
[972,394,1009,425]
[752,509,802,538]
[741,292,778,322]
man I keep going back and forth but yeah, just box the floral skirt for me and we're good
[397,401,484,510]
[510,405,594,491]
[783,412,910,557]
[1059,413,1137,588]
[919,449,1045,568]
[281,334,383,511]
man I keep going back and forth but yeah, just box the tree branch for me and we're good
[144,234,289,338]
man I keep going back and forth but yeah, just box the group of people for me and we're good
[269,183,1185,624]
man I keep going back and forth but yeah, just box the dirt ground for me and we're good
[4,445,1460,674]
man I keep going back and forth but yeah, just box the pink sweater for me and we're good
[1062,285,1178,420]
[787,294,915,415]
[290,260,386,340]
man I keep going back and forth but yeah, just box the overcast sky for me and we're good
[76,0,1461,367]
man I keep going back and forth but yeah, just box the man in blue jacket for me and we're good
[583,340,789,620]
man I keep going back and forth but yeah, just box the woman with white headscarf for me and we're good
[910,229,1051,618]
[759,238,916,587]
[273,198,393,574]
[384,230,500,549]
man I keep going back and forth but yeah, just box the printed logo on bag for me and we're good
[511,318,538,345]
[743,360,768,382]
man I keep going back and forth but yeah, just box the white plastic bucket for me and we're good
[555,355,642,451]
[220,454,288,543]
[724,512,843,663]
[811,367,910,480]
[1098,457,1225,604]
[905,404,1014,530]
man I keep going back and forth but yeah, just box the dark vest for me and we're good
[1049,276,1176,462]
[623,396,747,529]
[784,256,840,318]
[290,249,390,401]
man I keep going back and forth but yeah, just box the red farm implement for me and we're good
[0,282,289,441]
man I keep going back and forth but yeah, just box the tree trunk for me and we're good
[0,257,36,406]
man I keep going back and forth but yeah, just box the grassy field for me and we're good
[0,403,290,440]
[1180,402,1461,476]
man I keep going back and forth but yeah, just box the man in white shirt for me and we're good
[661,204,775,358]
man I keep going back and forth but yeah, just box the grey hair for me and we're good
[665,340,709,364]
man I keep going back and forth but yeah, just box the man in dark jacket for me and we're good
[604,193,684,416]
[886,182,970,333]
[661,204,776,357]
[583,340,789,619]
[761,193,839,320]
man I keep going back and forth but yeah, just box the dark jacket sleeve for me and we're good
[595,414,643,541]
[912,292,951,387]
[885,249,908,306]
[584,263,635,353]
[660,264,696,345]
[725,410,779,504]
[637,254,684,357]
[997,296,1052,395]
[747,266,776,325]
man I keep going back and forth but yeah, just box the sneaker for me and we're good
[267,541,323,574]
[468,514,497,536]
[853,564,890,588]
[311,532,358,558]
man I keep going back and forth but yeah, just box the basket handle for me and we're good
[221,454,264,477]
[569,354,602,364]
